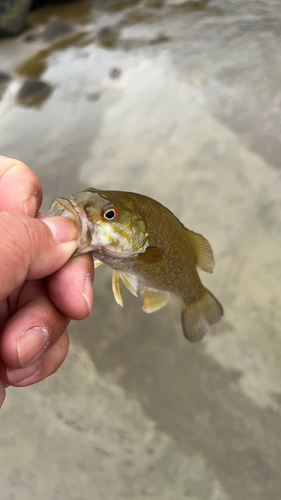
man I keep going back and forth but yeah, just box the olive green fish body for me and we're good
[47,188,223,342]
[105,193,203,301]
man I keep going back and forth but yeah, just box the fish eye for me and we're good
[102,207,119,221]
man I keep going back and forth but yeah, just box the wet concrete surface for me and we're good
[1,0,281,499]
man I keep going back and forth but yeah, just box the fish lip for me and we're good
[47,197,81,225]
[47,196,95,255]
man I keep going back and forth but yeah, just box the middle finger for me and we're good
[0,280,70,368]
[47,253,94,320]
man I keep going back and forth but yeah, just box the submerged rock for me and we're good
[43,15,74,42]
[0,0,32,35]
[109,67,121,78]
[86,91,101,101]
[0,70,12,87]
[97,26,119,47]
[0,70,12,98]
[16,77,52,105]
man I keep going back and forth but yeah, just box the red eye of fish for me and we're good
[102,207,119,221]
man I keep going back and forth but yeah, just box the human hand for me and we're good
[0,156,94,408]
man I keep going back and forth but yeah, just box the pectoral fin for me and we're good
[94,258,103,268]
[137,246,164,264]
[112,270,139,307]
[112,270,123,307]
[142,287,169,313]
[181,288,223,342]
[188,231,214,273]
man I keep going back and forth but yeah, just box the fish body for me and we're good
[47,188,223,342]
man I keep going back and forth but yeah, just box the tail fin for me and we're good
[181,288,223,343]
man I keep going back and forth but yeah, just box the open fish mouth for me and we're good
[48,197,81,224]
[47,196,94,254]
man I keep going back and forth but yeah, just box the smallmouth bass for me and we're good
[47,188,223,342]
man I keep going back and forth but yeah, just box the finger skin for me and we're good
[48,253,94,320]
[0,379,5,408]
[0,298,10,332]
[0,212,78,301]
[0,156,42,216]
[0,280,70,368]
[0,156,89,404]
[0,330,69,388]
[16,330,70,387]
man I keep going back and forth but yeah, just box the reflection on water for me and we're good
[1,0,281,499]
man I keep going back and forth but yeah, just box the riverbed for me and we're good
[1,1,281,498]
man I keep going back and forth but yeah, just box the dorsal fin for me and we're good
[187,230,214,273]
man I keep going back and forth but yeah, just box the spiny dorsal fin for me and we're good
[112,270,123,307]
[142,287,169,313]
[118,271,139,297]
[188,230,214,273]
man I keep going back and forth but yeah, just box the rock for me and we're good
[43,16,74,43]
[109,67,121,79]
[86,91,101,101]
[23,28,44,43]
[150,33,170,44]
[0,0,33,35]
[16,77,52,106]
[97,26,119,47]
[0,70,12,97]
[0,70,12,87]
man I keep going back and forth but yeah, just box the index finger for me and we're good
[0,156,43,217]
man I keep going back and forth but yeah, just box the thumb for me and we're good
[0,212,78,301]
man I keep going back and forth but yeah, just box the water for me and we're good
[1,1,281,498]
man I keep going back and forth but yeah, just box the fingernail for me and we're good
[17,327,49,367]
[24,193,38,216]
[42,217,78,243]
[7,361,39,384]
[82,274,93,316]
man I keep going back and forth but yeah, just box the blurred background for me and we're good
[1,0,281,498]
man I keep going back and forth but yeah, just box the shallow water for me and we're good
[1,1,281,498]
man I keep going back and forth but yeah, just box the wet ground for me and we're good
[1,0,281,499]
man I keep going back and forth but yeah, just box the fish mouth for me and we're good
[47,196,94,255]
[48,197,81,225]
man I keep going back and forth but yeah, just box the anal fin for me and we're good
[142,287,169,313]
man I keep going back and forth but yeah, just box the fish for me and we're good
[47,188,223,342]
